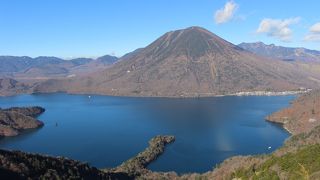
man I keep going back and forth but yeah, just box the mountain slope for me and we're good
[239,42,320,62]
[33,27,320,97]
[267,90,320,135]
[0,55,119,80]
[0,78,31,96]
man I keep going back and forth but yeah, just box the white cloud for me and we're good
[304,22,320,42]
[310,23,320,33]
[214,1,238,24]
[256,17,300,42]
[304,34,320,42]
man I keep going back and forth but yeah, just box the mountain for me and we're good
[33,26,320,97]
[0,56,34,73]
[239,42,320,62]
[0,55,119,80]
[69,58,93,66]
[96,55,119,65]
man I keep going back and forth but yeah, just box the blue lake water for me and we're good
[0,93,294,173]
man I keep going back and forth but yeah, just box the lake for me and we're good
[0,93,294,173]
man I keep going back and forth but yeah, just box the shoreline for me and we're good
[0,89,312,98]
[266,120,293,135]
[229,89,311,97]
[283,126,293,134]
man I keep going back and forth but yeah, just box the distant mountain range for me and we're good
[31,26,320,97]
[238,42,320,62]
[0,55,119,80]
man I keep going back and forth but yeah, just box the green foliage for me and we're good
[252,170,279,180]
[231,144,320,179]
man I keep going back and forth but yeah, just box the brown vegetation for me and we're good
[0,149,132,180]
[0,107,45,137]
[267,90,320,134]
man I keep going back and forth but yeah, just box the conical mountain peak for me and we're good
[34,26,319,97]
[145,26,238,58]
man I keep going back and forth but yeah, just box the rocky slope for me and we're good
[0,106,45,137]
[239,42,320,62]
[33,27,320,97]
[266,90,320,135]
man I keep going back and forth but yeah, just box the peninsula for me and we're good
[0,106,45,137]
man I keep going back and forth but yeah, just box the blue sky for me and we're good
[0,0,319,58]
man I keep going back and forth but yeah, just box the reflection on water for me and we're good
[0,93,294,173]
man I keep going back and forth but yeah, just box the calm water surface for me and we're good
[0,93,294,173]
